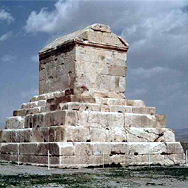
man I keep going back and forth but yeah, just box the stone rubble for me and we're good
[0,24,185,167]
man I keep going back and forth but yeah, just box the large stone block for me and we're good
[124,113,163,128]
[0,143,18,154]
[125,128,175,142]
[5,117,25,129]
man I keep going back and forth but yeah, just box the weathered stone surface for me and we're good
[0,24,184,168]
[0,127,176,143]
[0,142,185,167]
[5,117,25,129]
[59,102,155,114]
[39,24,128,95]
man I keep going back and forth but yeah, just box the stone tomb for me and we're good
[0,24,185,168]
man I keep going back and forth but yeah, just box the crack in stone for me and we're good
[144,129,165,142]
[124,128,151,142]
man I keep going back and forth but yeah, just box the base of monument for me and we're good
[0,142,185,168]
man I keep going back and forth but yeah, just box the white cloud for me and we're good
[0,9,14,23]
[25,0,76,33]
[130,66,172,79]
[0,54,16,63]
[0,31,12,42]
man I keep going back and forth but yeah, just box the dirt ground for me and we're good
[0,162,188,188]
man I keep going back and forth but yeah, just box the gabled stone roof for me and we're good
[39,23,129,55]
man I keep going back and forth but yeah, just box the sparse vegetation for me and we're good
[0,165,187,187]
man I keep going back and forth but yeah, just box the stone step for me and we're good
[0,142,184,167]
[0,127,175,143]
[6,110,166,129]
[13,107,46,117]
[46,95,145,111]
[30,90,65,102]
[21,100,47,109]
[28,90,132,103]
[59,102,155,114]
[5,116,25,129]
[13,102,155,117]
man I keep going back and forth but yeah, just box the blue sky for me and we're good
[0,0,188,129]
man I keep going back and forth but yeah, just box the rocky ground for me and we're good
[0,162,188,187]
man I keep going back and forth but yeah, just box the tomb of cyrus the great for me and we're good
[0,24,185,168]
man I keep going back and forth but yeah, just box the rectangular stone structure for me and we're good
[39,24,128,95]
[0,24,184,168]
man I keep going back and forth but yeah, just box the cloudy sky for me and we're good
[0,0,187,129]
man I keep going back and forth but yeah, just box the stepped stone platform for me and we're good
[0,24,185,168]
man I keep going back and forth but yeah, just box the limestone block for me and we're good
[0,129,32,143]
[74,143,93,157]
[89,127,107,142]
[39,45,76,94]
[13,109,27,116]
[119,76,126,92]
[167,153,185,165]
[127,100,145,107]
[83,111,124,129]
[49,126,65,142]
[92,143,111,155]
[19,154,59,165]
[109,127,127,142]
[59,142,75,156]
[0,153,18,162]
[127,142,167,155]
[125,128,155,142]
[44,111,65,127]
[108,65,126,76]
[24,113,46,128]
[0,130,11,143]
[111,143,128,155]
[156,114,166,127]
[21,100,46,109]
[59,102,100,112]
[30,91,65,102]
[110,105,132,113]
[49,143,61,155]
[124,113,158,128]
[59,102,156,115]
[88,155,103,166]
[125,128,175,142]
[100,105,110,112]
[59,156,77,167]
[95,98,126,105]
[63,126,90,142]
[32,127,49,142]
[166,142,184,154]
[59,155,103,168]
[19,143,38,155]
[132,107,156,115]
[124,154,154,166]
[124,154,173,166]
[16,129,32,142]
[13,107,45,117]
[5,117,25,129]
[25,111,71,128]
[157,129,175,142]
[0,143,18,154]
[18,143,60,156]
[59,156,89,167]
[110,154,126,165]
[96,75,116,91]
